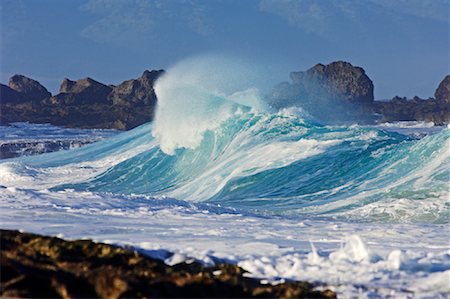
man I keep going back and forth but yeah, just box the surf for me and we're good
[1,58,448,225]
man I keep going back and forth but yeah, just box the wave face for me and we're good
[1,58,449,224]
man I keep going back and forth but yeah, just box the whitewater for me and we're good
[1,58,449,298]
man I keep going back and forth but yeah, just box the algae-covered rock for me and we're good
[0,229,335,299]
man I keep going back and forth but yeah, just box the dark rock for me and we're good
[373,75,450,125]
[109,70,164,107]
[290,61,374,105]
[435,75,450,103]
[51,77,113,105]
[8,74,51,103]
[1,229,335,299]
[373,97,450,125]
[59,78,76,93]
[1,70,164,130]
[0,84,22,103]
[266,61,374,123]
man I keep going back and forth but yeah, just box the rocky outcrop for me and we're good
[373,95,450,125]
[267,62,450,125]
[266,61,374,123]
[0,70,165,130]
[2,67,448,128]
[435,75,450,103]
[290,61,374,105]
[7,74,51,103]
[0,229,335,299]
[51,78,112,105]
[373,75,450,125]
[0,84,21,103]
[109,70,163,107]
[1,75,51,104]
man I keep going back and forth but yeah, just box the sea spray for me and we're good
[0,56,448,222]
[152,56,268,155]
[0,56,449,297]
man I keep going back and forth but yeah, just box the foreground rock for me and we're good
[266,61,375,123]
[0,230,335,299]
[1,70,164,130]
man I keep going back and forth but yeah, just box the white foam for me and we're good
[1,187,448,298]
[152,56,269,155]
[153,79,237,155]
[0,136,157,189]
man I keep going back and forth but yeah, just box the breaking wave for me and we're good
[1,57,449,224]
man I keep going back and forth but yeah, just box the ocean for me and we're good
[1,59,449,298]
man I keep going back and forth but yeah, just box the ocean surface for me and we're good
[1,59,449,298]
[0,122,118,158]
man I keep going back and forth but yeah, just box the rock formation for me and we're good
[109,70,162,107]
[7,74,51,103]
[266,62,449,125]
[52,77,112,105]
[373,76,450,125]
[1,229,335,299]
[435,75,450,103]
[290,61,374,105]
[266,61,374,123]
[373,97,450,125]
[0,70,164,130]
[1,66,448,129]
[0,84,21,103]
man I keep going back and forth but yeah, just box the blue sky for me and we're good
[1,0,449,99]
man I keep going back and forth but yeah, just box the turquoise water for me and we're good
[10,109,449,223]
[3,57,449,224]
[2,58,448,297]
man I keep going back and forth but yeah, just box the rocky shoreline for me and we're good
[1,70,164,130]
[0,229,335,298]
[1,62,449,129]
[266,61,449,125]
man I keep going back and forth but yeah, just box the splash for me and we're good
[152,56,267,155]
[0,56,448,223]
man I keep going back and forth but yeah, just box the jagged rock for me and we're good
[7,74,51,103]
[59,78,76,93]
[435,75,450,103]
[108,70,164,107]
[1,230,335,299]
[1,70,164,130]
[373,75,450,125]
[51,77,113,105]
[373,97,450,125]
[266,61,374,123]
